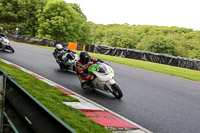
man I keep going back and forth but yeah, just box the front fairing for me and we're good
[65,59,75,65]
[104,64,114,78]
[63,53,78,66]
[1,37,10,46]
[74,54,79,61]
[89,63,115,81]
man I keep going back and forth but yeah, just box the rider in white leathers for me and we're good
[53,44,75,63]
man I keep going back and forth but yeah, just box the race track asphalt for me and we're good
[1,42,200,133]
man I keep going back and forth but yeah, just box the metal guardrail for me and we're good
[0,71,6,133]
[4,33,200,70]
[84,44,200,71]
[0,70,76,133]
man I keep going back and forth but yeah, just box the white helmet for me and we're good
[56,44,63,51]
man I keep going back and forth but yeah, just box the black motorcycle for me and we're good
[53,51,79,71]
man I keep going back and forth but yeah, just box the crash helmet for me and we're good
[55,44,63,51]
[80,51,90,64]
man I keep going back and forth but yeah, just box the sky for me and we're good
[65,0,200,30]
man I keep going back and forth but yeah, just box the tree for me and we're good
[0,0,47,35]
[136,35,177,55]
[0,0,19,33]
[17,0,48,36]
[36,0,90,43]
[88,23,200,59]
[69,3,87,20]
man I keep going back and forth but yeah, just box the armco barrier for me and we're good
[68,42,81,51]
[5,33,56,47]
[0,70,76,133]
[89,45,200,71]
[4,33,200,70]
[0,71,6,132]
[84,45,95,53]
[5,33,81,50]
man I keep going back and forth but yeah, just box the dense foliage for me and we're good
[0,0,199,59]
[0,0,48,36]
[0,0,90,44]
[89,23,200,59]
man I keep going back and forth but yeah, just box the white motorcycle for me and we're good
[0,34,15,53]
[88,62,123,99]
[57,52,79,71]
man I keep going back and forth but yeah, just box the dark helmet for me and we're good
[80,51,90,64]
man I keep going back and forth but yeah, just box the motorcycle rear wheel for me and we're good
[111,83,123,99]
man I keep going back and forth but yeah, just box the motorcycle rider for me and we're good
[76,51,108,89]
[0,33,7,47]
[53,44,76,63]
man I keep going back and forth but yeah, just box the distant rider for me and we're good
[53,44,76,63]
[76,51,108,89]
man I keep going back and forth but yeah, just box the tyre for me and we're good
[111,83,123,99]
[8,46,15,53]
[59,64,65,70]
[0,47,4,51]
[73,65,76,71]
[0,44,5,51]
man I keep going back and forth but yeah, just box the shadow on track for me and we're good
[54,68,76,75]
[0,50,15,54]
[82,87,123,100]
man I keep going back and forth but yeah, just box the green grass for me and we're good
[0,61,111,133]
[12,41,200,82]
[2,41,198,132]
[87,53,200,82]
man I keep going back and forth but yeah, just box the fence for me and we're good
[84,45,200,71]
[4,33,200,71]
[5,33,81,50]
[0,70,76,133]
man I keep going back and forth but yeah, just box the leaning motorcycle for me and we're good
[0,34,15,53]
[88,62,123,99]
[56,52,79,71]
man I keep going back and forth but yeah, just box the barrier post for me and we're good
[0,71,6,133]
[68,42,78,50]
[83,45,85,51]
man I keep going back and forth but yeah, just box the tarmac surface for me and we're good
[1,42,200,133]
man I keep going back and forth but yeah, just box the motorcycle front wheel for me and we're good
[59,63,65,70]
[7,46,15,53]
[0,44,5,51]
[111,83,123,99]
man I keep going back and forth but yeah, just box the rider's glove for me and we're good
[86,74,93,80]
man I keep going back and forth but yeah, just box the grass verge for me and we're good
[0,61,111,133]
[3,41,198,132]
[13,42,200,82]
[88,53,200,82]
